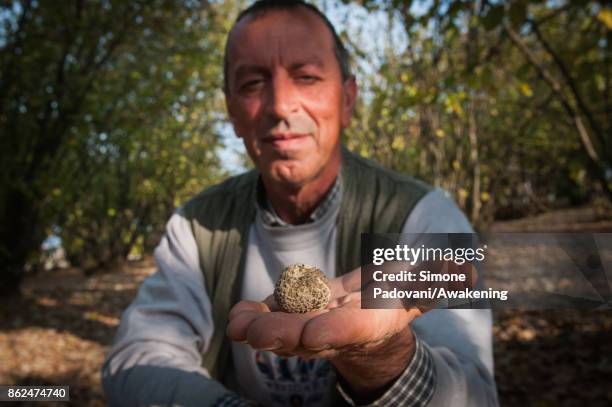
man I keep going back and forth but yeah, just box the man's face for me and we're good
[225,8,357,188]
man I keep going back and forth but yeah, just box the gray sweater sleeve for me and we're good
[403,188,499,406]
[101,208,230,406]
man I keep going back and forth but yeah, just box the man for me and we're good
[102,1,499,406]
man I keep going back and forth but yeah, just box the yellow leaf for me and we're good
[107,208,117,217]
[452,160,460,170]
[597,9,612,30]
[481,192,491,202]
[519,82,533,97]
[445,97,464,117]
[435,129,445,138]
[454,103,464,117]
[84,311,120,327]
[458,188,468,199]
[404,85,417,97]
[391,136,405,151]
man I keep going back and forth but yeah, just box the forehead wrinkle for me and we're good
[227,8,336,78]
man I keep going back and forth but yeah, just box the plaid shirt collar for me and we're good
[255,173,342,227]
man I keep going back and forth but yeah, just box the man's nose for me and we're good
[266,75,299,119]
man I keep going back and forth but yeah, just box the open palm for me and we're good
[226,267,423,360]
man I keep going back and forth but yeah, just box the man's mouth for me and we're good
[262,133,309,149]
[263,133,309,142]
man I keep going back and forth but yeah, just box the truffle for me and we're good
[274,263,331,313]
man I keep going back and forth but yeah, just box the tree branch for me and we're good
[528,17,608,161]
[504,21,611,198]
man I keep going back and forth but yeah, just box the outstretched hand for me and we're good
[227,261,477,398]
[226,267,423,360]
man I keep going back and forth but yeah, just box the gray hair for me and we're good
[223,0,352,93]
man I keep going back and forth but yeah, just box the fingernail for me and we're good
[309,344,331,351]
[339,294,353,305]
[260,339,283,351]
[329,295,352,308]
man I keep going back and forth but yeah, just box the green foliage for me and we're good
[0,0,233,277]
[343,0,611,225]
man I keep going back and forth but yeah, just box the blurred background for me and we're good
[0,0,610,405]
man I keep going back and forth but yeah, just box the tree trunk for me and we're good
[468,100,482,225]
[0,187,43,298]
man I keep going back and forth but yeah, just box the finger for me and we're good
[262,294,281,312]
[292,348,340,360]
[327,291,361,309]
[229,300,270,320]
[328,268,361,299]
[227,310,267,342]
[468,263,479,287]
[301,308,416,350]
[246,312,316,351]
[270,347,340,360]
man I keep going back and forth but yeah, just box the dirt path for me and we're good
[487,206,612,405]
[0,260,156,406]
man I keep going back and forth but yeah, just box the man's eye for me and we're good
[240,80,263,91]
[297,75,318,83]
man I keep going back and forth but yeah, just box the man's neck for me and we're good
[262,160,340,225]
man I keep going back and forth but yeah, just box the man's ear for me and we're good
[224,91,243,139]
[341,75,358,129]
[224,89,233,123]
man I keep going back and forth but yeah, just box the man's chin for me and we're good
[266,162,311,188]
[273,171,308,189]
